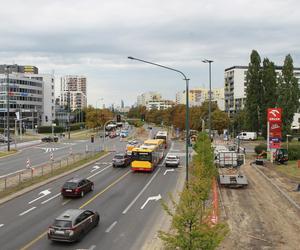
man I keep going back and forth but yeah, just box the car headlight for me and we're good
[66,229,74,236]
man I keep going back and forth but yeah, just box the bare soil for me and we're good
[219,162,300,250]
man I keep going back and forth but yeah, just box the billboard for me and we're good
[267,108,282,122]
[268,108,282,149]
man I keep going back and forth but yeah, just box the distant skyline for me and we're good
[0,0,299,107]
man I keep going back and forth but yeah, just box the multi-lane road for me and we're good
[0,131,186,249]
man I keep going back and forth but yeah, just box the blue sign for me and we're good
[270,137,281,142]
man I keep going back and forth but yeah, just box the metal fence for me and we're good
[0,150,99,192]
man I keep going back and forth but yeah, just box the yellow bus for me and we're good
[143,139,166,161]
[131,144,161,172]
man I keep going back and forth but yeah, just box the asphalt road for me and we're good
[0,127,136,176]
[0,133,186,249]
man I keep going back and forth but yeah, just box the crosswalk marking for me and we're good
[40,148,59,153]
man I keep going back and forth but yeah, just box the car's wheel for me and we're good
[95,215,100,227]
[91,184,94,191]
[80,191,84,197]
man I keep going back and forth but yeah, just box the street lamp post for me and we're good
[5,66,10,151]
[286,134,291,152]
[202,59,213,140]
[128,56,190,188]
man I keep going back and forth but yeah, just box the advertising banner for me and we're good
[268,108,282,149]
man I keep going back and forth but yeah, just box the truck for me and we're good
[215,151,248,188]
[237,132,257,140]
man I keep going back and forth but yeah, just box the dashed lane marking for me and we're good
[105,221,117,233]
[19,207,37,216]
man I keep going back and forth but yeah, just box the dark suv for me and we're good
[112,152,131,167]
[48,209,99,242]
[61,178,94,198]
[41,136,59,142]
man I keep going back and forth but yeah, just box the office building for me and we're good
[137,91,162,106]
[0,65,55,129]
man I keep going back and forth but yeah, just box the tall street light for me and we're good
[5,66,10,151]
[128,56,190,188]
[202,59,213,140]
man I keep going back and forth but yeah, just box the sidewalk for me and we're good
[0,140,41,151]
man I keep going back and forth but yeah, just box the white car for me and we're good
[165,154,180,167]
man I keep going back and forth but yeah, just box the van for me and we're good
[237,132,257,140]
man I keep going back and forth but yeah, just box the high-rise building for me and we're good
[60,75,87,111]
[121,99,124,108]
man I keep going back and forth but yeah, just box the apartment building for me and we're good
[137,91,162,106]
[60,75,87,111]
[146,99,175,110]
[175,87,225,110]
[224,66,300,117]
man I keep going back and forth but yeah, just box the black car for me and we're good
[112,152,131,167]
[48,209,99,242]
[41,136,59,142]
[61,178,94,198]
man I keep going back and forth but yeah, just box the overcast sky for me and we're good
[0,0,299,107]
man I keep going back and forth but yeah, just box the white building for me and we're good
[224,66,300,117]
[137,91,162,106]
[146,100,174,110]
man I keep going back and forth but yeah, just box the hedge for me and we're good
[254,143,300,160]
[254,143,267,154]
[37,126,64,133]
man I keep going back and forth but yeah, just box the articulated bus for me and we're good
[143,139,166,161]
[155,131,168,148]
[131,145,161,172]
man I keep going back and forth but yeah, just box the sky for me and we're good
[0,0,300,107]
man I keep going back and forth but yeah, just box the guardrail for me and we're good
[0,150,99,191]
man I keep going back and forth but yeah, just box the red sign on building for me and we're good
[267,108,282,122]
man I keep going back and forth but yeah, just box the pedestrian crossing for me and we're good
[41,147,59,153]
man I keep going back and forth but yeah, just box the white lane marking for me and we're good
[105,221,118,233]
[0,224,4,228]
[163,169,175,175]
[87,164,112,179]
[41,193,61,204]
[90,165,100,172]
[28,189,51,204]
[76,245,96,250]
[122,168,161,214]
[19,207,36,216]
[140,194,162,209]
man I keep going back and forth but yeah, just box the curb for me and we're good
[0,152,111,206]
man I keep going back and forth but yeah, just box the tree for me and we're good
[245,50,262,132]
[211,109,230,134]
[277,54,300,137]
[260,58,277,138]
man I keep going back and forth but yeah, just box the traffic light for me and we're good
[117,114,121,122]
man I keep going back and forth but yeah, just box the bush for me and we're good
[38,126,64,133]
[70,123,85,131]
[287,145,300,160]
[254,143,267,154]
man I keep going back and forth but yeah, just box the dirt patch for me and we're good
[219,163,300,250]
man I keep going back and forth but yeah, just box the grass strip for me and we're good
[0,151,106,200]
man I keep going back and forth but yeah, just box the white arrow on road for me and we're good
[90,165,100,172]
[140,194,162,210]
[28,189,51,204]
[163,169,175,176]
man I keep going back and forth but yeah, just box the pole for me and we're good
[14,119,17,149]
[128,56,190,188]
[208,61,212,140]
[185,78,190,189]
[68,89,71,139]
[6,67,10,151]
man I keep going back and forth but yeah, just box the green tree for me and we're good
[159,133,227,249]
[277,54,300,137]
[245,50,262,132]
[260,58,278,138]
[211,109,230,134]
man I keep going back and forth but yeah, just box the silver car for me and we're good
[165,154,180,167]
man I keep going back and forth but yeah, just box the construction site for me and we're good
[214,139,300,250]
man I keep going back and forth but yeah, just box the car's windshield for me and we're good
[114,155,124,159]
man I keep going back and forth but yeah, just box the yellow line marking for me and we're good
[19,170,131,250]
